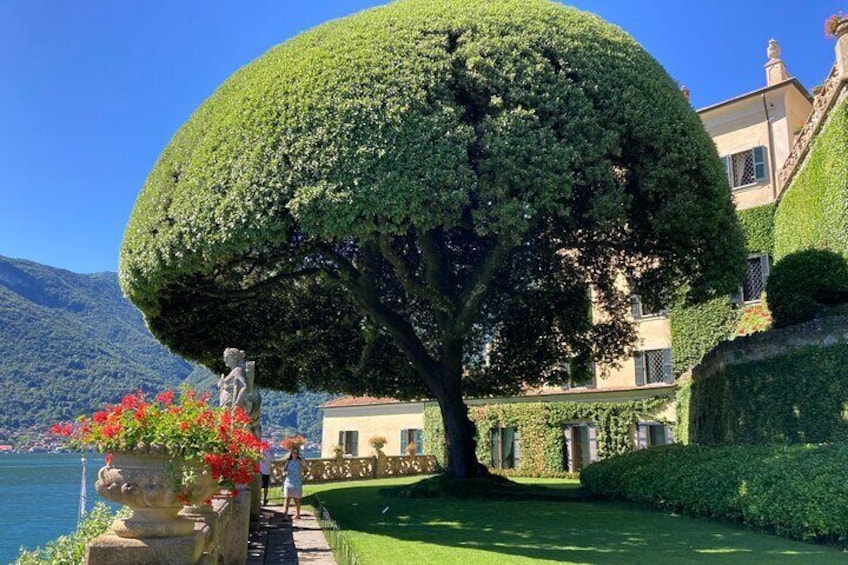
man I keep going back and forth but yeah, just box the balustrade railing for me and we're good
[271,454,438,484]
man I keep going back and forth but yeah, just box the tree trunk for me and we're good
[436,386,482,478]
[433,344,485,478]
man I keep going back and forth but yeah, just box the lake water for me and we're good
[0,452,110,564]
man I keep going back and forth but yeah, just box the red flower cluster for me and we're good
[281,435,307,451]
[51,388,267,494]
[825,12,845,38]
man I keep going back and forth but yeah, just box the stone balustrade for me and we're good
[271,453,438,484]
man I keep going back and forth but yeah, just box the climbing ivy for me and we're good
[737,203,776,254]
[774,99,848,261]
[424,397,670,477]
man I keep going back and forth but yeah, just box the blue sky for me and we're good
[1,0,842,274]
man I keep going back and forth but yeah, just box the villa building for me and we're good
[320,38,839,474]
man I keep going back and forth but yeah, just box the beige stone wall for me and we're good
[320,402,426,458]
[700,84,812,211]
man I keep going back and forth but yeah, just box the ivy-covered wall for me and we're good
[423,397,669,476]
[668,203,777,376]
[774,98,848,261]
[737,203,776,254]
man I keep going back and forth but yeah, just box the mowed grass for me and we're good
[297,476,846,565]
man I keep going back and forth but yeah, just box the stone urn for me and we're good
[95,451,219,538]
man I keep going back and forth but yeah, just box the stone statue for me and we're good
[767,38,781,61]
[218,348,248,412]
[245,360,262,440]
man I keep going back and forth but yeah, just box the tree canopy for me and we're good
[120,0,745,475]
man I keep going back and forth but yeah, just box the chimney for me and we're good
[680,85,690,103]
[764,39,790,86]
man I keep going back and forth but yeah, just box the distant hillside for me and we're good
[0,256,334,448]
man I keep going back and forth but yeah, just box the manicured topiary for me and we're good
[120,0,745,477]
[766,249,848,327]
[581,443,848,544]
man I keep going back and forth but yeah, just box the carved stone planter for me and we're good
[95,451,219,539]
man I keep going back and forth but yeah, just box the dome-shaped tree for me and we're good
[121,0,745,478]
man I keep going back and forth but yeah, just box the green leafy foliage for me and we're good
[774,98,848,261]
[14,503,128,565]
[766,249,848,327]
[689,340,848,445]
[736,203,776,254]
[581,443,848,544]
[669,293,740,375]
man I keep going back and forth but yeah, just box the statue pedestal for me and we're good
[86,531,203,565]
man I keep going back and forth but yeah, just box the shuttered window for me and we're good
[634,348,673,385]
[636,422,675,449]
[338,430,359,456]
[630,295,666,319]
[490,427,519,469]
[400,429,424,455]
[722,146,768,189]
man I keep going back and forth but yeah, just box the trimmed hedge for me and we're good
[774,98,848,261]
[580,443,848,544]
[690,341,848,445]
[766,249,848,328]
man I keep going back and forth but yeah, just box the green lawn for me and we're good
[291,477,846,565]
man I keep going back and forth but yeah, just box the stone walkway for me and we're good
[247,504,337,565]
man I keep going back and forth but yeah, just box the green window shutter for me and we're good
[350,432,358,456]
[587,424,598,463]
[760,255,770,287]
[587,362,596,389]
[662,348,674,383]
[634,351,645,386]
[338,431,344,450]
[414,429,423,454]
[665,425,675,444]
[630,295,642,319]
[636,423,648,449]
[400,429,408,454]
[563,426,574,472]
[722,155,732,186]
[753,146,767,181]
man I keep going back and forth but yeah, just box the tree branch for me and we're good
[377,234,454,314]
[454,238,514,336]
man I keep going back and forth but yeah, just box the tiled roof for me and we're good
[319,396,404,408]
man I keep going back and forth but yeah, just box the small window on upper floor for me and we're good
[630,295,666,320]
[732,254,770,304]
[722,146,767,189]
[560,356,596,391]
[634,348,673,385]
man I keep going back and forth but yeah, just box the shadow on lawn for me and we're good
[308,484,846,565]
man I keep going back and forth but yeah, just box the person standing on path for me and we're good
[259,445,273,505]
[283,447,305,519]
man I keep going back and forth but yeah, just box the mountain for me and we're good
[0,255,334,448]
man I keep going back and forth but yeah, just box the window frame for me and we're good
[636,421,675,449]
[722,146,768,190]
[634,348,674,386]
[490,426,520,470]
[630,294,667,320]
[337,430,359,456]
[732,253,770,305]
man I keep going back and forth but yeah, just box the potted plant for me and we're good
[825,12,847,38]
[368,435,387,453]
[52,389,266,538]
[281,435,306,452]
